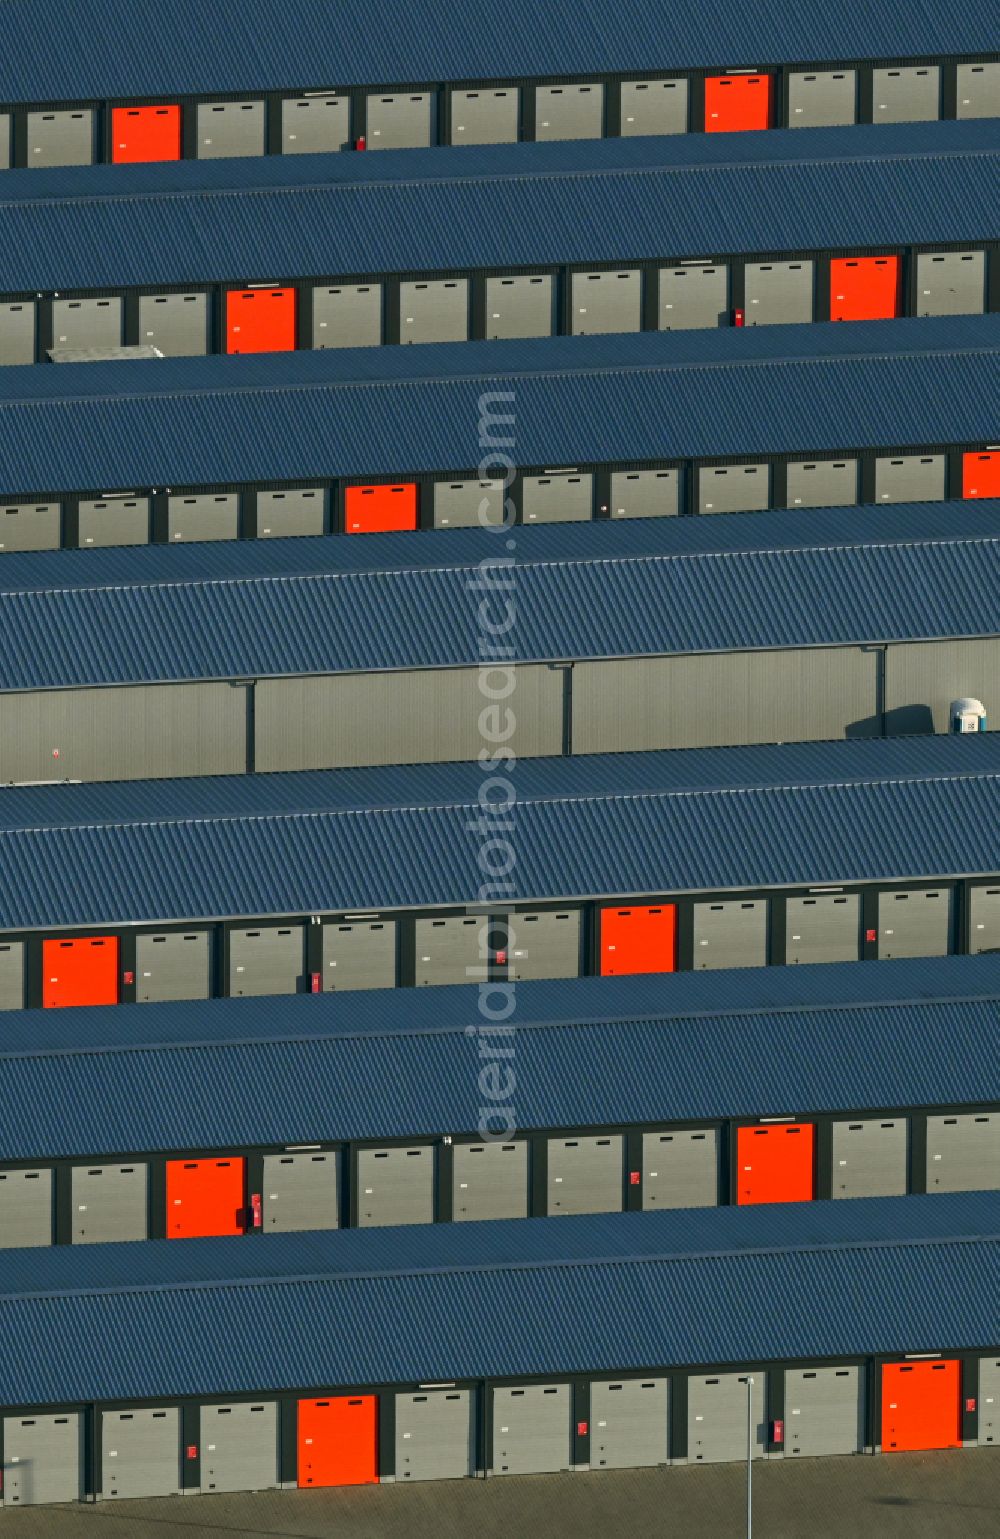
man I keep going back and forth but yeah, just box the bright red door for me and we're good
[963,451,1000,499]
[829,257,901,321]
[736,1123,815,1205]
[599,904,677,976]
[705,75,773,132]
[225,289,297,354]
[298,1396,378,1487]
[344,483,418,533]
[882,1361,962,1452]
[166,1157,246,1238]
[42,936,119,1007]
[111,104,182,163]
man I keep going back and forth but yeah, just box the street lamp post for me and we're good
[746,1374,755,1539]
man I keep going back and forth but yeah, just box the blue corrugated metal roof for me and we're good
[0,1195,997,1407]
[1,122,995,292]
[0,317,997,498]
[0,958,997,1161]
[0,735,997,929]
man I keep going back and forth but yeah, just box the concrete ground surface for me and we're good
[1,1451,999,1538]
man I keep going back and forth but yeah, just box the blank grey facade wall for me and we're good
[886,639,1000,734]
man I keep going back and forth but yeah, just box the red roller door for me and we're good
[42,936,119,1007]
[345,483,418,533]
[705,75,773,132]
[882,1361,962,1452]
[736,1123,815,1205]
[225,289,297,354]
[599,904,677,976]
[166,1157,246,1238]
[111,104,182,163]
[830,257,901,321]
[963,451,1000,499]
[298,1396,378,1486]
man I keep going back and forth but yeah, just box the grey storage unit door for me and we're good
[688,1374,766,1463]
[281,95,349,153]
[620,79,688,135]
[2,1414,82,1505]
[697,463,769,514]
[415,914,484,986]
[785,459,858,510]
[873,66,940,122]
[0,1168,52,1248]
[356,1145,435,1227]
[453,1141,529,1221]
[547,1134,623,1215]
[400,279,469,344]
[509,908,581,980]
[915,251,986,317]
[71,1163,148,1244]
[201,1402,278,1493]
[642,1128,718,1209]
[571,270,642,334]
[322,917,396,990]
[396,1390,474,1480]
[0,938,24,1008]
[0,114,8,169]
[138,292,209,356]
[262,1151,339,1232]
[492,1385,572,1474]
[0,302,36,366]
[874,454,946,503]
[591,1379,669,1469]
[52,296,123,351]
[692,899,767,970]
[433,477,507,528]
[312,284,383,349]
[366,93,433,149]
[167,491,239,541]
[831,1119,907,1199]
[257,487,326,537]
[229,923,306,996]
[136,929,211,1002]
[26,109,93,165]
[970,885,1000,954]
[101,1408,180,1500]
[957,62,1000,119]
[878,887,951,958]
[926,1112,1000,1192]
[979,1357,1000,1445]
[196,101,266,158]
[450,88,519,144]
[78,496,150,547]
[535,83,603,140]
[485,274,554,339]
[659,265,728,329]
[522,472,592,523]
[787,70,857,127]
[610,468,679,519]
[784,1367,863,1457]
[744,261,814,326]
[785,894,860,964]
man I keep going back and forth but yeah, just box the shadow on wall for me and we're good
[846,705,936,739]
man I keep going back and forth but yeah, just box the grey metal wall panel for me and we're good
[322,917,396,991]
[642,1128,718,1210]
[785,893,860,965]
[166,491,239,542]
[547,1134,623,1216]
[620,79,688,136]
[51,296,123,352]
[874,454,946,503]
[872,66,941,123]
[78,495,150,548]
[522,471,592,523]
[452,1141,529,1221]
[0,114,9,169]
[281,95,349,154]
[831,1119,907,1200]
[571,270,642,335]
[196,101,266,158]
[698,462,769,514]
[201,1402,278,1494]
[400,278,469,344]
[0,1168,52,1249]
[970,885,1000,954]
[485,274,554,340]
[0,302,36,366]
[508,908,581,980]
[396,1390,474,1480]
[366,93,433,150]
[885,638,1000,736]
[659,265,728,330]
[693,898,767,970]
[878,887,951,959]
[926,1112,1000,1192]
[450,88,519,145]
[138,293,209,357]
[2,1413,82,1505]
[0,682,247,784]
[915,251,986,317]
[492,1385,572,1475]
[688,1374,766,1464]
[312,284,383,349]
[136,929,212,1002]
[256,487,326,538]
[744,261,814,327]
[535,83,604,140]
[957,62,1000,119]
[610,468,679,519]
[71,1163,148,1245]
[26,109,94,166]
[101,1408,180,1500]
[0,939,24,1009]
[415,913,484,987]
[784,459,858,510]
[356,1144,435,1227]
[262,1151,339,1232]
[0,502,60,553]
[433,477,507,527]
[229,923,306,997]
[787,70,857,127]
[591,1378,669,1469]
[979,1357,1000,1445]
[784,1367,863,1457]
